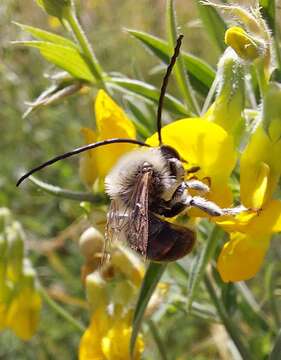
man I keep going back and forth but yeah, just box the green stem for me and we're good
[187,225,223,310]
[266,263,281,329]
[29,176,105,203]
[166,0,200,115]
[201,75,218,115]
[255,59,267,98]
[204,274,253,360]
[235,282,273,334]
[64,7,104,84]
[39,285,86,333]
[269,328,281,360]
[274,27,281,71]
[148,320,169,360]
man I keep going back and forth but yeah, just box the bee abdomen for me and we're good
[146,214,196,262]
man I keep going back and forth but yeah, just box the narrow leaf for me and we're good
[130,262,167,357]
[187,225,223,310]
[259,0,276,34]
[107,77,191,116]
[28,176,104,203]
[196,1,227,53]
[13,22,78,49]
[166,0,200,114]
[125,98,153,138]
[128,29,215,95]
[269,328,281,360]
[13,41,95,82]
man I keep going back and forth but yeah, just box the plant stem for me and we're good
[255,60,267,98]
[39,285,86,333]
[235,282,273,334]
[166,0,200,115]
[148,320,169,360]
[29,176,105,203]
[64,7,104,85]
[204,273,253,360]
[274,27,281,71]
[187,224,223,310]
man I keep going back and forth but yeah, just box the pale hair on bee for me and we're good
[105,147,182,203]
[17,35,247,263]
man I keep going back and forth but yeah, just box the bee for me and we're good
[17,35,246,262]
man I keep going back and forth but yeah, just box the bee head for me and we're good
[160,145,181,160]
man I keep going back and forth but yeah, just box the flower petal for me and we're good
[240,125,281,208]
[6,287,41,340]
[79,127,99,187]
[79,307,144,360]
[247,200,281,235]
[217,232,270,282]
[147,118,237,209]
[94,90,136,178]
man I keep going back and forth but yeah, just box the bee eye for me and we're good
[160,145,181,160]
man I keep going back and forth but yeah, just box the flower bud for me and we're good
[262,82,281,142]
[6,222,25,282]
[110,245,144,287]
[6,263,41,341]
[0,234,8,294]
[36,0,73,18]
[225,27,263,61]
[204,48,245,143]
[85,272,108,313]
[79,227,104,261]
[0,208,12,232]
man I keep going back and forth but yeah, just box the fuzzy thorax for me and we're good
[105,148,178,205]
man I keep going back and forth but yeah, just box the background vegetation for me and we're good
[1,0,280,359]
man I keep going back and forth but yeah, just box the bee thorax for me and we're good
[105,148,178,206]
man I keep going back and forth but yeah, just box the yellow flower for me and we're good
[5,260,42,341]
[147,118,237,214]
[204,48,245,142]
[216,125,281,282]
[79,90,136,187]
[225,26,262,61]
[79,307,144,360]
[6,286,42,341]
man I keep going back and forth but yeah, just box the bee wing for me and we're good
[127,170,152,257]
[103,199,129,264]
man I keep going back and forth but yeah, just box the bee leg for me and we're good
[184,179,210,193]
[186,196,247,217]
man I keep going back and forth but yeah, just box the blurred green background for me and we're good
[2,1,278,360]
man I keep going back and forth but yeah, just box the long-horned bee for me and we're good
[17,35,245,262]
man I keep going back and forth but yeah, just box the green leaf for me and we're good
[259,0,276,34]
[28,176,103,203]
[125,98,153,138]
[14,22,78,49]
[107,77,191,117]
[196,1,227,53]
[269,328,281,360]
[166,0,199,114]
[130,262,167,357]
[127,29,215,96]
[187,225,223,310]
[13,41,95,82]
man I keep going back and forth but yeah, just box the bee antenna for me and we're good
[17,138,150,187]
[157,34,184,145]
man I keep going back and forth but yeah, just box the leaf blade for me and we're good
[127,29,215,96]
[196,1,227,53]
[130,262,167,357]
[13,41,95,82]
[13,22,78,48]
[107,77,191,117]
